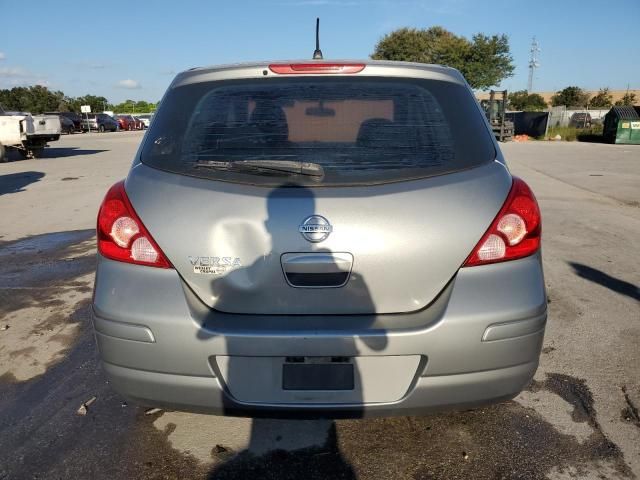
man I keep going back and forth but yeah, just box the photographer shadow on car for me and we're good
[201,184,388,478]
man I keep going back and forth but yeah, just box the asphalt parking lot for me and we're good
[0,132,639,479]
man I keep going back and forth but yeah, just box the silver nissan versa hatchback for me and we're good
[92,60,546,417]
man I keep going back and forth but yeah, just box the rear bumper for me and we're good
[92,253,546,417]
[25,133,59,143]
[101,360,538,418]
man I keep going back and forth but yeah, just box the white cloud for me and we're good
[0,66,30,87]
[0,77,50,88]
[116,79,142,89]
[0,66,50,88]
[0,66,29,77]
[0,52,5,61]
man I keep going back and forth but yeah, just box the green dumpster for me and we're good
[603,106,640,144]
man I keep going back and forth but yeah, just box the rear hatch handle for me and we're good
[281,252,353,288]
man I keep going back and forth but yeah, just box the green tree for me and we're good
[57,96,78,112]
[614,92,637,106]
[0,85,65,113]
[0,89,13,110]
[508,90,548,111]
[0,86,159,115]
[371,26,514,90]
[463,34,514,90]
[113,99,157,113]
[588,88,613,108]
[551,86,589,108]
[73,95,111,114]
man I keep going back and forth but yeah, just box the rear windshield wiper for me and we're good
[193,160,325,178]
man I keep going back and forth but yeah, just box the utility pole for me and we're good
[527,37,540,93]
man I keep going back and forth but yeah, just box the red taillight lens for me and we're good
[268,63,365,74]
[97,181,171,268]
[464,177,541,267]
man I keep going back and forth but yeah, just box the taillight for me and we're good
[268,63,365,74]
[464,177,541,267]
[97,181,171,268]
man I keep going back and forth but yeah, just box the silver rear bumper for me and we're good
[92,252,546,417]
[100,360,538,417]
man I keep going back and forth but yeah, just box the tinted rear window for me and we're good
[141,77,494,186]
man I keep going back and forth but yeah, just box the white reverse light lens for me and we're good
[131,236,158,263]
[110,216,139,247]
[497,213,527,245]
[477,234,506,261]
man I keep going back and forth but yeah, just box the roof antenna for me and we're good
[313,18,323,60]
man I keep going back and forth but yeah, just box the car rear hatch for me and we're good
[126,63,510,315]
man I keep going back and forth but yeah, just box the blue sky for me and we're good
[1,0,638,103]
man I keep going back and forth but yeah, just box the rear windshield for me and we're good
[141,77,494,186]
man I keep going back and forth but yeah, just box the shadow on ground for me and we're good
[3,365,633,479]
[569,262,640,302]
[36,147,108,158]
[0,171,44,195]
[204,374,632,480]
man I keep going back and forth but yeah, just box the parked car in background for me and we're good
[107,114,121,131]
[92,60,546,417]
[137,114,153,128]
[569,112,592,128]
[45,111,83,132]
[116,115,137,131]
[132,116,145,130]
[82,113,118,132]
[58,115,75,134]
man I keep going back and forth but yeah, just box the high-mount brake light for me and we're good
[268,63,366,74]
[97,181,171,268]
[464,177,541,267]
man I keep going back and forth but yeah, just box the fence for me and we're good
[505,112,550,138]
[547,106,610,128]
